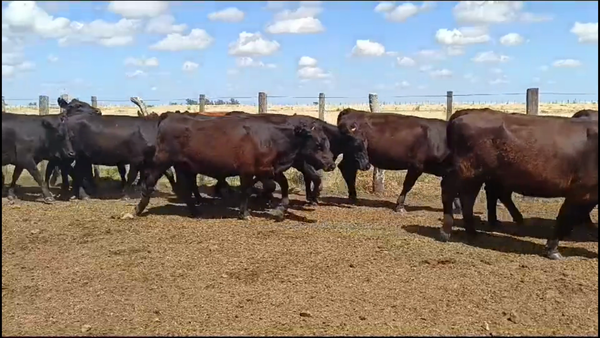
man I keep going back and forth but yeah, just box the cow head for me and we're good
[337,119,370,171]
[41,115,76,160]
[294,123,337,172]
[57,97,102,116]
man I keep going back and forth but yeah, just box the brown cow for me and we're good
[440,108,598,260]
[336,108,462,213]
[134,112,337,220]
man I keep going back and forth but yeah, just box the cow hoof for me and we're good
[439,229,451,242]
[514,217,525,226]
[272,208,285,221]
[452,207,462,215]
[305,200,317,207]
[43,197,55,204]
[348,197,358,205]
[488,221,501,230]
[546,251,563,260]
[7,195,16,201]
[394,205,407,214]
[238,213,251,221]
[120,195,130,201]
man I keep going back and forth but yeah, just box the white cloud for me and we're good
[3,1,72,39]
[539,65,549,72]
[2,60,35,78]
[124,56,159,67]
[265,4,325,34]
[208,7,245,23]
[472,51,510,63]
[429,68,452,78]
[464,73,478,83]
[376,2,434,22]
[499,33,524,46]
[374,2,396,13]
[150,29,213,51]
[107,1,169,18]
[419,65,433,72]
[228,31,280,56]
[145,14,187,34]
[489,75,509,85]
[570,22,598,44]
[351,40,386,57]
[59,18,141,47]
[552,59,582,68]
[151,86,157,91]
[235,56,276,69]
[453,1,552,25]
[490,67,503,74]
[297,56,331,79]
[445,46,465,56]
[396,56,416,67]
[47,54,58,62]
[416,49,446,60]
[125,69,146,78]
[298,56,318,67]
[265,1,287,10]
[397,80,410,88]
[182,61,199,72]
[435,26,490,45]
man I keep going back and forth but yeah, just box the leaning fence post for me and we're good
[258,92,267,114]
[526,88,539,115]
[91,95,97,108]
[369,93,384,195]
[446,91,453,120]
[199,94,206,113]
[39,95,49,115]
[318,92,325,121]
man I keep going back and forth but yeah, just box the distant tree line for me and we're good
[176,98,240,106]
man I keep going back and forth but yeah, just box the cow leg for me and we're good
[7,166,24,201]
[458,180,484,238]
[338,159,358,204]
[58,162,72,200]
[118,164,128,191]
[44,160,58,192]
[121,164,139,200]
[484,183,501,228]
[272,172,290,221]
[439,175,459,241]
[259,179,277,206]
[135,163,172,216]
[498,191,524,225]
[24,161,54,203]
[395,168,422,213]
[163,167,178,195]
[238,174,255,220]
[545,199,582,260]
[177,170,201,218]
[72,160,91,200]
[189,173,202,204]
[301,162,322,205]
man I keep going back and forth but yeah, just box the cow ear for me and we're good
[294,125,311,138]
[57,97,68,108]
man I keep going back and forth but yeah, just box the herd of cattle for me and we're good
[2,97,598,260]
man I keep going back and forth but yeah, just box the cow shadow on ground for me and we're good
[477,217,598,243]
[318,196,444,213]
[403,220,598,259]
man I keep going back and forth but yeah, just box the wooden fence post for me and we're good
[258,92,267,114]
[526,88,539,115]
[39,95,49,115]
[199,94,206,112]
[2,96,5,112]
[318,92,325,121]
[446,91,453,120]
[91,96,97,108]
[369,93,385,195]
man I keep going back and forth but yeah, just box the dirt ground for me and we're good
[2,173,598,336]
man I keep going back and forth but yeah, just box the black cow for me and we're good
[2,112,75,203]
[440,108,598,260]
[335,108,462,213]
[57,99,176,200]
[134,112,337,220]
[572,109,598,120]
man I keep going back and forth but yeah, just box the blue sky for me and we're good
[2,1,598,106]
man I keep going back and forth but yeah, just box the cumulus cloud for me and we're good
[145,14,187,35]
[499,33,524,46]
[416,49,446,61]
[453,1,552,25]
[107,1,169,18]
[125,69,146,78]
[435,26,490,45]
[208,7,245,23]
[235,57,276,69]
[265,3,324,34]
[297,56,331,79]
[150,29,213,51]
[396,56,416,67]
[489,75,509,85]
[47,54,59,62]
[552,59,582,68]
[2,61,35,78]
[182,61,199,72]
[472,51,510,63]
[429,68,452,78]
[124,56,159,67]
[374,1,435,22]
[228,32,280,56]
[445,46,465,56]
[351,40,386,57]
[570,22,598,44]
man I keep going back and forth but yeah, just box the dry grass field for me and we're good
[2,102,598,336]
